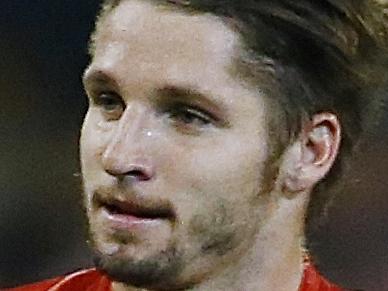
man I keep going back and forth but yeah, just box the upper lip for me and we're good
[95,191,174,220]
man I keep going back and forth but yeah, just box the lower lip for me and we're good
[101,207,161,230]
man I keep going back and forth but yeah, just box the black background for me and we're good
[0,0,99,287]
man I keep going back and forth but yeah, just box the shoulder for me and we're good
[4,269,111,291]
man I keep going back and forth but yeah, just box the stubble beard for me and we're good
[91,239,185,289]
[84,195,251,290]
[83,202,184,289]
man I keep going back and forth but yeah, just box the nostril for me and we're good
[126,169,151,181]
[105,166,153,182]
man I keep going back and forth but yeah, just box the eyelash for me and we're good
[167,104,214,127]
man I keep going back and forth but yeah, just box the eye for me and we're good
[94,92,125,120]
[168,105,214,130]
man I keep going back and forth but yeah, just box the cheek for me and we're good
[182,196,257,259]
[80,111,112,177]
[169,132,268,205]
[168,133,268,253]
[187,199,239,256]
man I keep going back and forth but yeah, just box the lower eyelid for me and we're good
[103,105,122,111]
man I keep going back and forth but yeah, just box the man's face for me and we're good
[81,0,274,288]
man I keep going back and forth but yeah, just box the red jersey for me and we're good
[4,263,345,291]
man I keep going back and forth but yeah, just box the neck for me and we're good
[113,193,308,291]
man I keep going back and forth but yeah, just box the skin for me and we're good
[80,1,341,290]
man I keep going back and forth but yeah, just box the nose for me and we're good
[104,164,154,182]
[101,103,155,182]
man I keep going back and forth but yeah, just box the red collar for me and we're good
[299,262,345,291]
[7,263,345,291]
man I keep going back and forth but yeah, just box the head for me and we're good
[80,0,385,289]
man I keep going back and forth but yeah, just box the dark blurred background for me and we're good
[0,0,99,288]
[0,1,388,290]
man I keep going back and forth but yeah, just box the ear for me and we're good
[281,113,341,195]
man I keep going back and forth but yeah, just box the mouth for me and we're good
[95,193,175,222]
[102,199,174,220]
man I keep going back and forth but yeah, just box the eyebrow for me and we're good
[82,69,119,92]
[156,85,210,102]
[159,85,225,106]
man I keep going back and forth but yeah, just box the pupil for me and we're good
[183,112,195,123]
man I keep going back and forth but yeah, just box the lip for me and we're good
[95,194,174,230]
[100,207,163,230]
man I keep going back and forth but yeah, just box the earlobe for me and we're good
[281,113,341,196]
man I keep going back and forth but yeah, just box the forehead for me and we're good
[91,0,242,88]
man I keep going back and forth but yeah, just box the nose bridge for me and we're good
[103,102,151,170]
[118,102,146,148]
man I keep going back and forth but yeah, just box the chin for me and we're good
[93,244,185,289]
